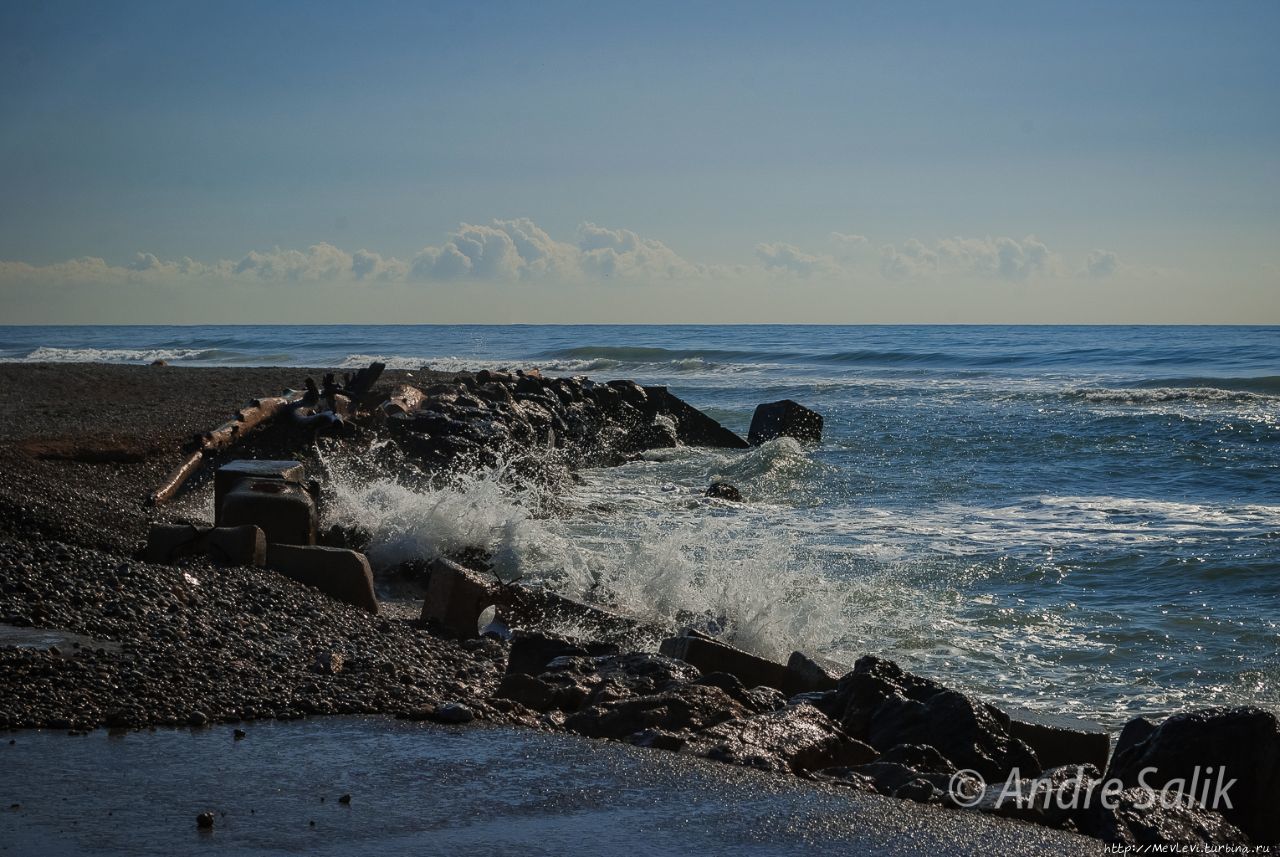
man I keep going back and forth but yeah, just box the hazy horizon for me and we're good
[2,0,1277,324]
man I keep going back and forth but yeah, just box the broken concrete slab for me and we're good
[143,523,266,567]
[213,460,307,524]
[220,479,316,546]
[419,558,499,637]
[266,544,378,614]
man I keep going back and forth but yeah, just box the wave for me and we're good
[10,346,226,364]
[1069,387,1272,405]
[1133,375,1280,395]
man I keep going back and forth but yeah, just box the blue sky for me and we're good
[1,0,1277,323]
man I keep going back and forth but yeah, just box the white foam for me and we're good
[13,346,212,364]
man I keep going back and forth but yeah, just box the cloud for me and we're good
[0,219,1117,293]
[830,231,868,245]
[1084,249,1119,278]
[881,235,1059,280]
[755,242,837,277]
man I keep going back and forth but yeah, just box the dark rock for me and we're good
[748,399,823,445]
[1009,716,1110,771]
[196,811,214,829]
[785,651,838,693]
[834,655,1039,781]
[565,682,750,740]
[434,702,474,724]
[631,728,686,751]
[643,387,749,449]
[338,794,351,805]
[188,710,209,728]
[1105,707,1280,843]
[698,703,878,774]
[505,631,589,676]
[705,482,742,501]
[233,729,246,740]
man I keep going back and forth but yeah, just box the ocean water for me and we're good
[3,324,1278,727]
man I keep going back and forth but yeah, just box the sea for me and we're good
[3,324,1277,728]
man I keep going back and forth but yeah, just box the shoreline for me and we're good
[0,362,1271,850]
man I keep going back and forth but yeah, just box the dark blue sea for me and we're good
[3,324,1277,725]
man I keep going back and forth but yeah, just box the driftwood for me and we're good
[151,393,303,506]
[379,384,425,418]
[147,450,204,506]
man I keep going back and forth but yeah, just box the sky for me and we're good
[0,0,1277,324]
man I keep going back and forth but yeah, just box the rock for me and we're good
[785,651,839,693]
[494,673,557,711]
[748,399,823,445]
[833,655,1039,782]
[1105,707,1280,843]
[233,729,246,740]
[338,794,351,805]
[196,811,214,829]
[565,682,751,740]
[705,482,742,501]
[505,631,589,676]
[835,743,960,803]
[1081,786,1248,846]
[1009,716,1110,771]
[188,710,209,728]
[313,650,345,674]
[434,702,474,724]
[697,703,878,774]
[659,632,797,695]
[266,545,379,614]
[643,387,750,449]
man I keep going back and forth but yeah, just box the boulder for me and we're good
[505,630,617,676]
[705,482,742,501]
[824,743,961,803]
[698,703,878,774]
[565,683,751,740]
[1106,707,1280,843]
[660,632,795,695]
[786,650,839,693]
[266,544,378,614]
[834,655,1039,781]
[748,399,823,446]
[1009,716,1110,771]
[502,653,701,715]
[643,387,749,449]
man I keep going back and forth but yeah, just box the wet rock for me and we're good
[748,399,823,446]
[188,710,209,728]
[505,631,590,676]
[196,811,214,829]
[1080,786,1248,846]
[785,651,838,693]
[697,703,877,774]
[834,655,1039,781]
[565,682,751,740]
[1106,706,1280,843]
[338,793,351,805]
[434,702,475,724]
[705,482,742,501]
[233,729,246,740]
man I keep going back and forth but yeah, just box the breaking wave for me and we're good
[11,346,225,364]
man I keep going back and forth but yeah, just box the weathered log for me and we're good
[379,384,426,418]
[146,450,204,506]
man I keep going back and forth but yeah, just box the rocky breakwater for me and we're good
[481,625,1277,848]
[381,368,751,473]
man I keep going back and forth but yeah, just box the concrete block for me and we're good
[220,478,316,546]
[748,399,823,446]
[266,544,378,614]
[214,460,306,524]
[419,558,498,637]
[1009,717,1111,771]
[659,632,796,694]
[143,523,265,567]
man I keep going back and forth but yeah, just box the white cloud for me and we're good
[881,235,1059,280]
[0,219,1119,293]
[1084,249,1119,278]
[830,231,868,245]
[756,242,837,277]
